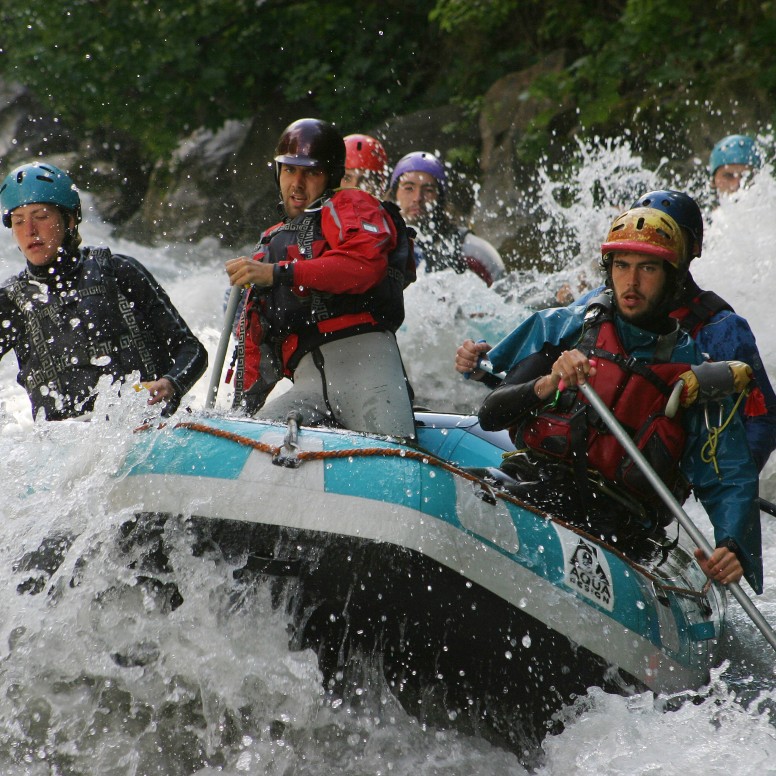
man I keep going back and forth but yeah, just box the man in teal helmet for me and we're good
[710,134,762,195]
[0,161,207,420]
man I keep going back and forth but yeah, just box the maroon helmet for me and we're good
[274,118,345,188]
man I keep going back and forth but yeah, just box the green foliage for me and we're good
[429,0,516,33]
[1,0,775,167]
[0,1,438,158]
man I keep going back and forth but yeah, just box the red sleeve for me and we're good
[291,190,397,294]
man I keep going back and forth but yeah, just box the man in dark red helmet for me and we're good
[226,118,416,438]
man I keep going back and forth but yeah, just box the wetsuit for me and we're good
[413,224,505,287]
[0,247,207,419]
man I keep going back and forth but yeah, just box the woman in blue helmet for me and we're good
[710,134,762,195]
[0,161,207,420]
[387,151,505,286]
[456,188,776,472]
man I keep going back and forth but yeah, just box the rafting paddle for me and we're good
[576,378,776,652]
[205,285,242,409]
[759,497,776,518]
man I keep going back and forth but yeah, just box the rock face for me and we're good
[119,113,297,248]
[0,81,148,227]
[473,52,570,263]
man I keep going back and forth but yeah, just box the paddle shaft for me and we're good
[205,285,242,409]
[759,497,776,518]
[473,356,776,520]
[578,380,776,652]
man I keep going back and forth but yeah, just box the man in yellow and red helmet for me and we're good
[225,119,416,437]
[458,189,776,472]
[472,206,762,595]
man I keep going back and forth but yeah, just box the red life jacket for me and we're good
[520,302,693,508]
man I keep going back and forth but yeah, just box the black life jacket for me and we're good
[6,248,158,420]
[240,192,414,383]
[519,296,693,509]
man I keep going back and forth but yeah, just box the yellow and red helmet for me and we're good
[601,207,685,268]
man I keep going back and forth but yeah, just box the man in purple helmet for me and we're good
[225,118,416,438]
[388,151,505,286]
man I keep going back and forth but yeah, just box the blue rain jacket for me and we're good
[573,286,776,471]
[488,303,763,593]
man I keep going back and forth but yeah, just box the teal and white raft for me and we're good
[111,411,726,751]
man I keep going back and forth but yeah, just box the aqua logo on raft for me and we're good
[556,530,614,612]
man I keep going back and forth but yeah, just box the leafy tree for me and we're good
[1,0,775,168]
[0,1,440,157]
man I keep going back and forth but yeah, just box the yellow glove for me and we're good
[678,361,753,407]
[727,360,754,392]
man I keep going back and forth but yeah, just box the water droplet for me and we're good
[522,634,532,648]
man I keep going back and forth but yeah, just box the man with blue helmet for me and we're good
[0,161,207,420]
[710,134,762,195]
[456,189,776,472]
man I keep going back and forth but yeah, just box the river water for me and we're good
[0,140,775,774]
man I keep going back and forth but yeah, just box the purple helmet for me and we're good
[389,152,447,200]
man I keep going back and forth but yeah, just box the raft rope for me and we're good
[167,420,711,603]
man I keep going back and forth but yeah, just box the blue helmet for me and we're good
[630,189,703,259]
[389,152,447,202]
[709,134,762,176]
[0,162,81,228]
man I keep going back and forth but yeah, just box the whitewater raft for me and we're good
[111,411,726,750]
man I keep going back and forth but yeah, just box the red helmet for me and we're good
[344,134,388,172]
[274,118,345,187]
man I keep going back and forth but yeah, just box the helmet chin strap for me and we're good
[61,227,80,254]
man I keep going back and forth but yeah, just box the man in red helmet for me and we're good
[340,134,389,197]
[225,118,416,438]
